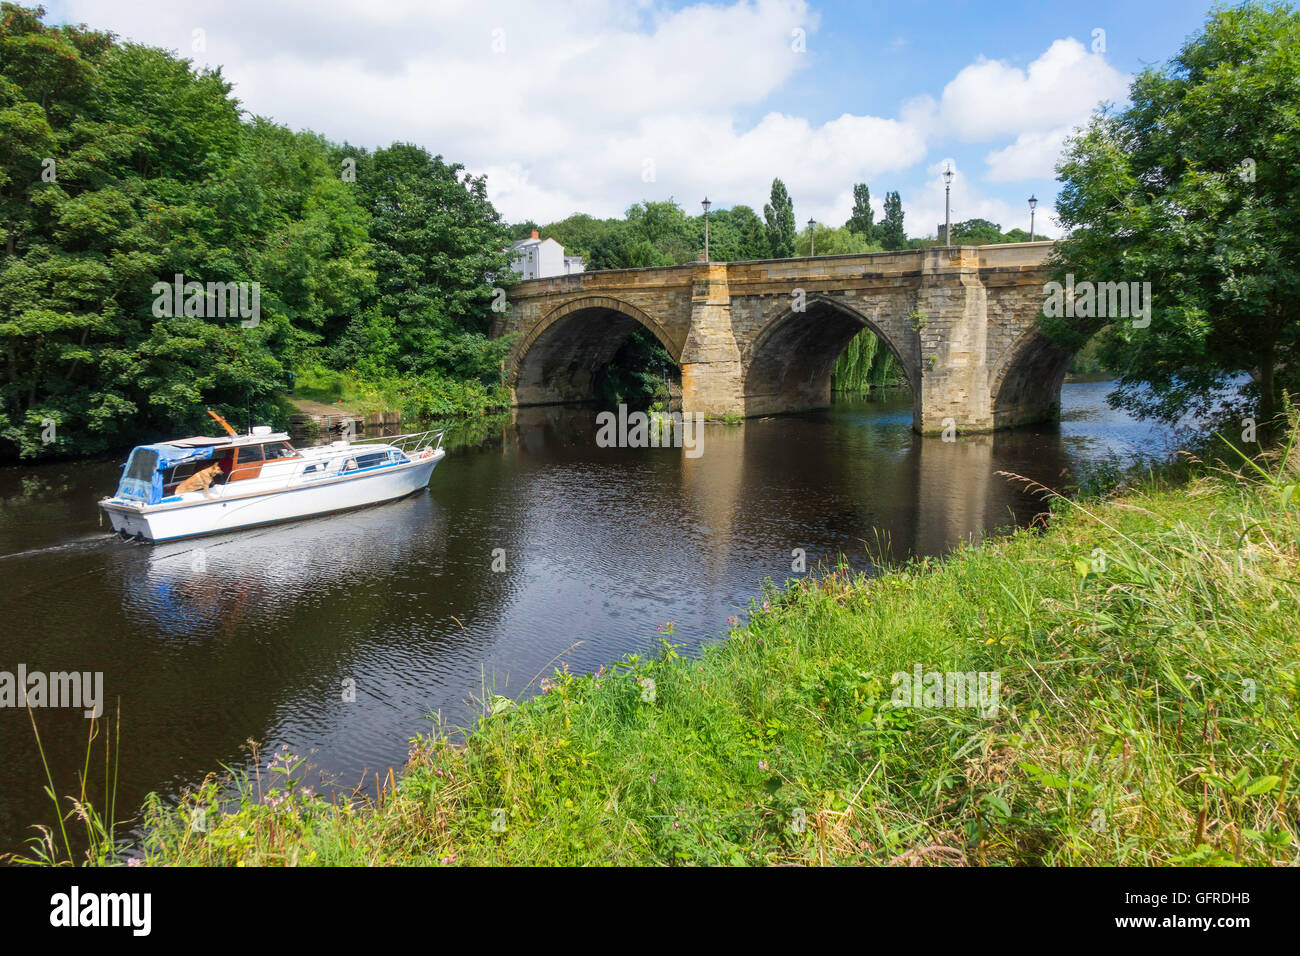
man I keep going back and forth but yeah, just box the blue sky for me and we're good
[43,0,1215,238]
[757,0,1212,234]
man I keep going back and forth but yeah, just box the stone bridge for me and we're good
[493,242,1062,433]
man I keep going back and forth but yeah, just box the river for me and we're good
[0,379,1182,857]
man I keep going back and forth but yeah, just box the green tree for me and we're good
[0,7,289,457]
[763,178,796,258]
[350,143,514,382]
[530,213,618,264]
[731,204,769,260]
[948,218,1006,244]
[1046,2,1300,427]
[846,183,874,239]
[794,224,880,257]
[877,191,906,250]
[832,328,902,393]
[507,220,540,242]
[625,199,695,264]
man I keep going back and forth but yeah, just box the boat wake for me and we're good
[0,535,113,562]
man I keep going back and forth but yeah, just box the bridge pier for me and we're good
[914,246,994,434]
[680,263,746,417]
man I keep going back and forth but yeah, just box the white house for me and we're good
[510,230,585,279]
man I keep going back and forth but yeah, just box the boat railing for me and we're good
[346,428,445,456]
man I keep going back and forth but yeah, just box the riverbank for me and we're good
[106,438,1300,867]
[286,365,511,424]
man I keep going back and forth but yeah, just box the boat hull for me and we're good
[102,452,443,542]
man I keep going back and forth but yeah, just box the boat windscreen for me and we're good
[116,448,159,502]
[114,444,215,504]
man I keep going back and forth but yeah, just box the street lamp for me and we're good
[943,164,954,246]
[701,197,711,262]
[808,216,816,256]
[1028,194,1038,242]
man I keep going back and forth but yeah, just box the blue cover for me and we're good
[115,444,217,505]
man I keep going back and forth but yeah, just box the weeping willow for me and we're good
[831,328,903,394]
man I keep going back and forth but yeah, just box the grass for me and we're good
[288,365,404,418]
[23,430,1300,867]
[289,364,511,421]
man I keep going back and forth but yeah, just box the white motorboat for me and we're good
[100,416,445,542]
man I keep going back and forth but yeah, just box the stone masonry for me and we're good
[493,242,1062,434]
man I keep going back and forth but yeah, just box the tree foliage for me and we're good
[0,4,513,459]
[877,191,906,251]
[846,183,874,238]
[763,178,796,258]
[1046,2,1300,427]
[794,224,881,257]
[831,328,903,394]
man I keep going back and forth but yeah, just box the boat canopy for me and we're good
[114,443,218,504]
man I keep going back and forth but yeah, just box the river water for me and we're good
[0,380,1181,856]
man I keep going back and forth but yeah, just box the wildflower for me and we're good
[650,774,657,783]
[758,760,768,771]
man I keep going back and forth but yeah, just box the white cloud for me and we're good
[66,0,898,222]
[984,127,1070,182]
[56,1,1111,231]
[917,38,1126,143]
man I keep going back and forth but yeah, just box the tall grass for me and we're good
[11,704,123,866]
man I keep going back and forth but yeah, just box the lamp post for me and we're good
[943,164,954,246]
[808,217,816,256]
[1028,194,1038,242]
[701,197,711,262]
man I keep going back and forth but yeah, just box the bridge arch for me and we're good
[742,294,918,418]
[988,326,1074,429]
[509,295,681,406]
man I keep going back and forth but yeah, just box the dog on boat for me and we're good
[175,462,224,499]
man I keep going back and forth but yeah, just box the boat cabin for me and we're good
[115,427,301,504]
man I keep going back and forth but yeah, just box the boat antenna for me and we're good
[206,408,238,437]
